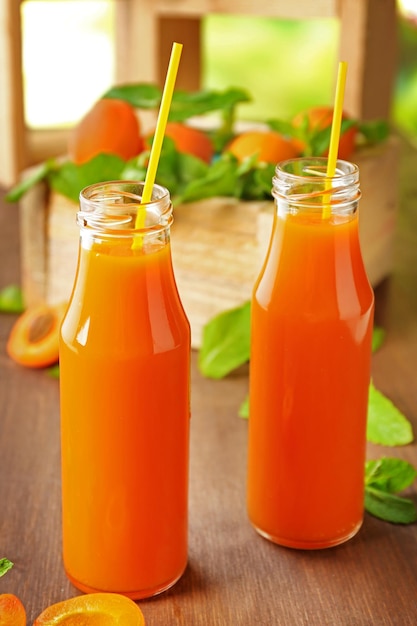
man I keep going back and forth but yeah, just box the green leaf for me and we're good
[178,154,240,203]
[102,84,251,126]
[239,395,249,419]
[367,381,414,446]
[365,486,417,524]
[49,154,127,203]
[5,160,55,203]
[169,87,251,122]
[46,364,60,379]
[102,83,162,109]
[267,118,298,139]
[365,457,417,493]
[0,285,25,313]
[358,119,390,144]
[0,558,13,577]
[238,162,276,200]
[372,326,386,352]
[309,119,356,157]
[199,301,251,379]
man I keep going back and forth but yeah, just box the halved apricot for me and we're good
[226,130,300,164]
[33,593,146,625]
[68,98,144,164]
[0,593,27,626]
[6,302,67,368]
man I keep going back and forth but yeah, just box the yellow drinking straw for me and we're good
[323,60,348,219]
[134,41,183,229]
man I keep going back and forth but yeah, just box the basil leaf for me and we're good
[5,160,55,203]
[239,395,249,419]
[0,285,25,313]
[102,83,162,109]
[238,163,276,200]
[309,119,356,157]
[169,87,251,122]
[199,301,251,379]
[365,486,417,524]
[49,154,127,203]
[267,118,298,139]
[358,119,390,144]
[367,381,414,446]
[46,364,60,379]
[176,151,209,186]
[178,155,239,203]
[0,558,13,577]
[365,457,417,493]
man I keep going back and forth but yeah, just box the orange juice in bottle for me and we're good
[247,158,374,549]
[59,181,190,597]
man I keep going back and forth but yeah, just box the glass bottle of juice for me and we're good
[247,158,374,549]
[59,181,190,598]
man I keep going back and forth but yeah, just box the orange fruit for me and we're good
[160,122,214,163]
[226,130,300,164]
[33,593,145,625]
[7,301,67,368]
[292,105,357,160]
[68,98,144,164]
[0,594,26,626]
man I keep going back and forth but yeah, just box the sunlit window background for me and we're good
[22,0,116,129]
[21,0,417,140]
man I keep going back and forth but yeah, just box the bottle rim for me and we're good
[78,180,172,233]
[272,157,360,211]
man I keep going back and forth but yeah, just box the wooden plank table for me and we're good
[1,140,417,623]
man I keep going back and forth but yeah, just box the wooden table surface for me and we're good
[1,145,417,625]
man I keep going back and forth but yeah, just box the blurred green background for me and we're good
[203,12,417,141]
[22,1,417,143]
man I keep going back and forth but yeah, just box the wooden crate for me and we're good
[19,136,400,348]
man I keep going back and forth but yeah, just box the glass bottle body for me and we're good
[247,158,374,549]
[59,182,190,597]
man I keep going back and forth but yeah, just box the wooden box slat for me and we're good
[19,136,400,348]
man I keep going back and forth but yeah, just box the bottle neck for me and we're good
[272,157,360,223]
[77,181,173,251]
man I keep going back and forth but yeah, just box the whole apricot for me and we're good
[292,105,357,160]
[226,130,300,164]
[68,98,144,164]
[33,593,145,625]
[161,122,214,163]
[0,594,26,626]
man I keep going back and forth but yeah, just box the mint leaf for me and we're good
[367,381,414,445]
[365,486,417,524]
[372,326,386,352]
[0,558,13,577]
[199,301,251,379]
[0,285,25,313]
[365,457,417,493]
